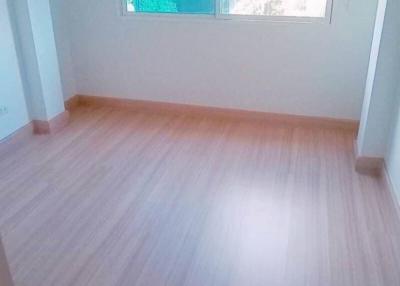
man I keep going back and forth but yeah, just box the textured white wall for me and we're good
[54,0,378,120]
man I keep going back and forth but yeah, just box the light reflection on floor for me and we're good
[191,180,292,285]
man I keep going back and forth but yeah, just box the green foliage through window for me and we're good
[127,0,215,14]
[127,0,177,13]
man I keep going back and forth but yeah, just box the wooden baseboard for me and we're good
[353,139,384,175]
[0,123,33,160]
[355,157,384,175]
[68,94,359,131]
[64,96,80,111]
[33,111,70,135]
[0,237,14,286]
[0,111,70,153]
[0,122,33,145]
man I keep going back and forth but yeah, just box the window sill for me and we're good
[120,12,331,24]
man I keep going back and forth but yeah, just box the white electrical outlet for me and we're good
[0,106,9,117]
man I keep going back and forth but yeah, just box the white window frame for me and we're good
[120,0,333,24]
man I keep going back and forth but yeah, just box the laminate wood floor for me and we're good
[1,106,400,286]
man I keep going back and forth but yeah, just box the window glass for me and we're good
[127,0,215,14]
[220,0,327,17]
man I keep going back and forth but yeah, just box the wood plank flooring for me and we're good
[0,106,400,286]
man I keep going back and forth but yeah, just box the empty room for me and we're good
[1,0,400,285]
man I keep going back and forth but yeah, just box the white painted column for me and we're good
[356,0,400,164]
[12,0,66,123]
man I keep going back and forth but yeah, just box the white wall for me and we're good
[386,92,400,200]
[0,0,30,140]
[59,0,378,120]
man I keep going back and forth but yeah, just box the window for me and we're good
[124,0,332,21]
